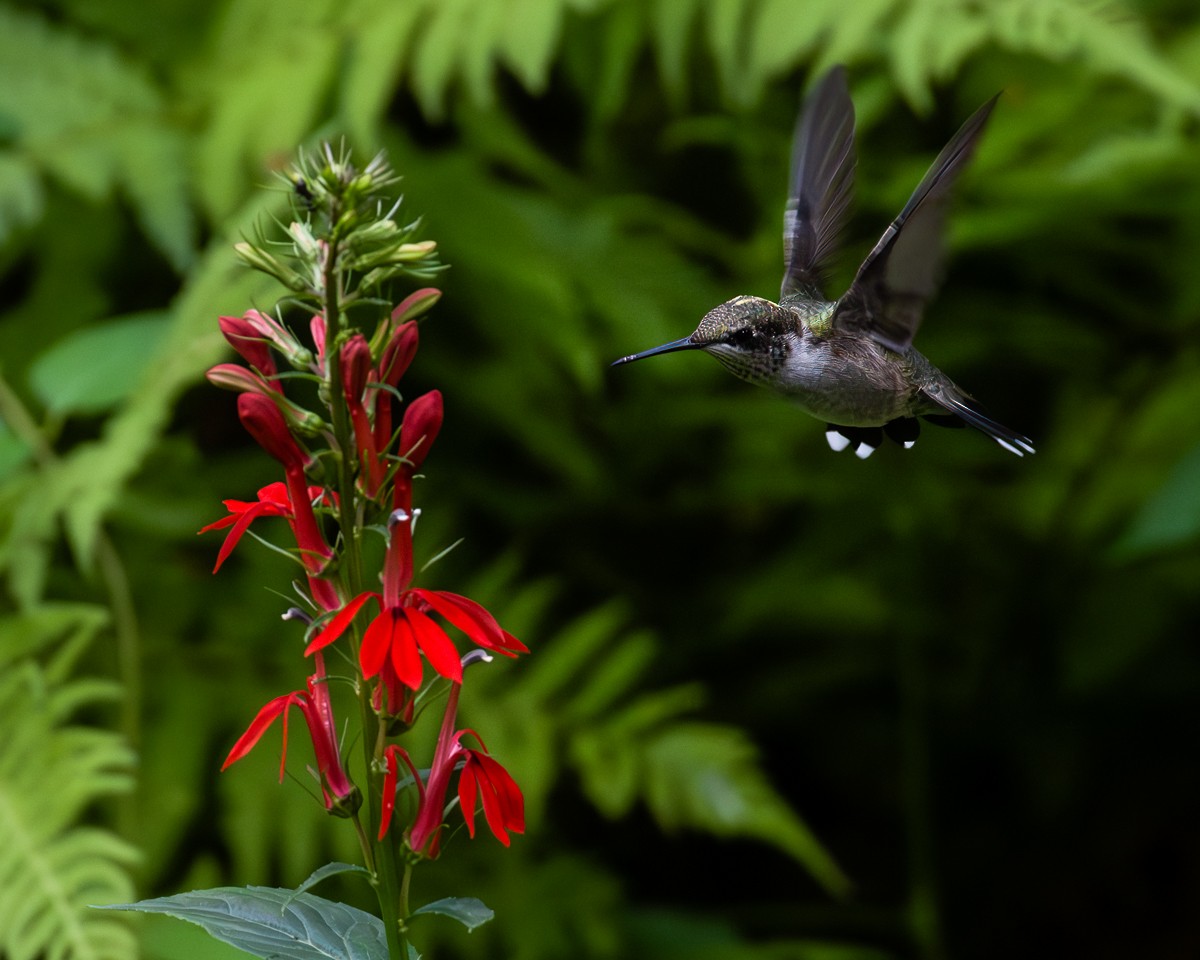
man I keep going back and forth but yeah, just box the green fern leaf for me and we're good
[642,723,852,896]
[0,624,137,960]
[499,0,566,95]
[0,7,194,267]
[987,0,1200,114]
[651,0,704,106]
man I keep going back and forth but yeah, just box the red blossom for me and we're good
[388,684,524,854]
[218,314,276,376]
[222,655,359,814]
[341,335,386,496]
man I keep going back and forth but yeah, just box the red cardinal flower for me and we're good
[222,655,359,815]
[305,512,526,695]
[380,682,524,852]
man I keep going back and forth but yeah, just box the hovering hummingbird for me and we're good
[612,67,1034,459]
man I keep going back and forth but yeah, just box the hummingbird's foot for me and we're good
[825,425,883,459]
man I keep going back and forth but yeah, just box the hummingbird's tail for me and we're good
[923,390,1035,457]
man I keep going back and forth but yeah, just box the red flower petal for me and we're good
[221,692,301,779]
[412,590,527,656]
[388,611,423,690]
[360,609,393,678]
[473,752,524,841]
[404,607,463,683]
[305,592,376,655]
[458,760,479,838]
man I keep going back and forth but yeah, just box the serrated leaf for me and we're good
[28,313,169,417]
[411,897,494,932]
[101,888,388,960]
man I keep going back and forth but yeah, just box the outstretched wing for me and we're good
[780,66,856,303]
[833,93,999,354]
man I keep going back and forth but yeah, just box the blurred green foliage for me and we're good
[2,0,1200,958]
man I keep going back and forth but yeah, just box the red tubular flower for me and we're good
[398,684,524,855]
[458,739,525,846]
[341,335,386,496]
[218,314,276,376]
[222,655,359,815]
[310,314,327,367]
[372,321,420,455]
[394,390,443,512]
[199,481,291,572]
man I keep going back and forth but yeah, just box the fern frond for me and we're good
[0,628,138,960]
[0,6,194,268]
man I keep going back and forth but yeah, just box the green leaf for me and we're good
[290,863,373,901]
[101,887,388,960]
[28,313,169,417]
[411,897,495,932]
[1114,442,1200,557]
[0,642,137,960]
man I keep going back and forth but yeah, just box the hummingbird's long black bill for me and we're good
[610,337,701,367]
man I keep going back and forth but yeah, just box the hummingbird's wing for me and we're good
[780,66,856,303]
[833,93,999,354]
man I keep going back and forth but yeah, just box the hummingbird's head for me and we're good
[610,296,794,385]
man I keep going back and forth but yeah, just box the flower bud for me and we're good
[218,316,275,374]
[399,390,443,473]
[237,393,310,471]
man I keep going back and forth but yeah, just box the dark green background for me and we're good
[2,1,1200,958]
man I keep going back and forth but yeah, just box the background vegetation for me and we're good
[2,0,1199,958]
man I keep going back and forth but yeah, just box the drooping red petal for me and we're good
[404,607,463,683]
[305,592,376,655]
[472,752,524,843]
[458,760,479,838]
[360,610,393,679]
[221,692,301,779]
[388,611,423,690]
[412,590,527,656]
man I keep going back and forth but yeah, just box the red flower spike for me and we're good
[218,315,276,375]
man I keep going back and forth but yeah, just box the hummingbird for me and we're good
[612,67,1034,459]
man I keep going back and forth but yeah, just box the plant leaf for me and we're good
[289,863,373,902]
[28,313,169,417]
[411,897,494,932]
[101,887,388,960]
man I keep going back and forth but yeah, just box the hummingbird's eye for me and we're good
[727,328,758,347]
